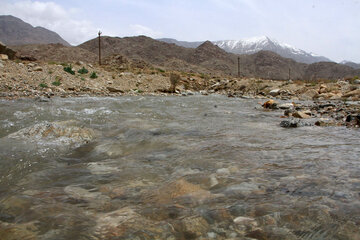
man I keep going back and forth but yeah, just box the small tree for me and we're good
[169,73,180,93]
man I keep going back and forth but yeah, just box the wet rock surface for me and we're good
[6,120,96,146]
[262,99,360,128]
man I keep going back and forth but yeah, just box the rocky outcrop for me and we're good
[0,41,16,59]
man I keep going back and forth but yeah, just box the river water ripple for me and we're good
[0,96,359,239]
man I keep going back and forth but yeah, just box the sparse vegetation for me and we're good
[81,77,85,81]
[51,76,62,86]
[52,79,61,86]
[39,83,48,88]
[90,72,98,79]
[63,65,75,75]
[78,67,89,74]
[156,68,165,73]
[200,73,208,79]
[169,73,180,93]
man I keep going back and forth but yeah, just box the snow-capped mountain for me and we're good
[158,36,331,64]
[213,36,331,64]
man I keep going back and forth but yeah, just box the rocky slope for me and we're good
[80,36,360,80]
[304,62,357,80]
[79,36,230,75]
[0,15,70,46]
[12,43,97,63]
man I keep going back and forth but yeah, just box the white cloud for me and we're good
[0,1,98,45]
[129,24,163,38]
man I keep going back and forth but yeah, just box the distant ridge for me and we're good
[340,60,360,70]
[0,15,70,46]
[79,35,359,80]
[158,37,331,64]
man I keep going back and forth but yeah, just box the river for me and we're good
[0,95,359,239]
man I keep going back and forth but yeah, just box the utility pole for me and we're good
[98,31,102,65]
[288,68,291,80]
[237,56,240,78]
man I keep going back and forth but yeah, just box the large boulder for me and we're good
[0,41,16,60]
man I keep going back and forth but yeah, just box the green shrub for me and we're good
[81,77,85,81]
[90,72,98,79]
[78,67,89,74]
[52,80,61,86]
[63,65,75,75]
[39,83,48,88]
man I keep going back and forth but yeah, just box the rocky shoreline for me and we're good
[1,58,359,128]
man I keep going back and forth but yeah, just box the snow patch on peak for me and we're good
[212,36,330,63]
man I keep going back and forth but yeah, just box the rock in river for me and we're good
[7,120,96,146]
[280,119,300,128]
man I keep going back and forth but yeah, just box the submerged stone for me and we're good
[7,120,96,146]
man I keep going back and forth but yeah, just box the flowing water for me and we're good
[0,95,359,240]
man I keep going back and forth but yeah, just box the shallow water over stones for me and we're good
[0,95,360,239]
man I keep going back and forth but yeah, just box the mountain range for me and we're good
[1,15,359,80]
[0,15,70,46]
[79,35,360,80]
[158,37,331,64]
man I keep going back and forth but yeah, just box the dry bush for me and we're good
[169,73,180,93]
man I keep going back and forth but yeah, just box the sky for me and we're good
[0,0,360,63]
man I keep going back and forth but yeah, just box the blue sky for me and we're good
[1,0,360,62]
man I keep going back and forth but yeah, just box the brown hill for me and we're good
[9,34,355,81]
[304,62,360,80]
[239,51,307,80]
[12,43,97,63]
[0,15,70,46]
[79,36,239,75]
[187,41,236,74]
[78,36,360,80]
[79,35,191,65]
[189,41,231,62]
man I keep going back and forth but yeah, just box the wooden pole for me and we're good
[288,68,291,80]
[98,31,102,65]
